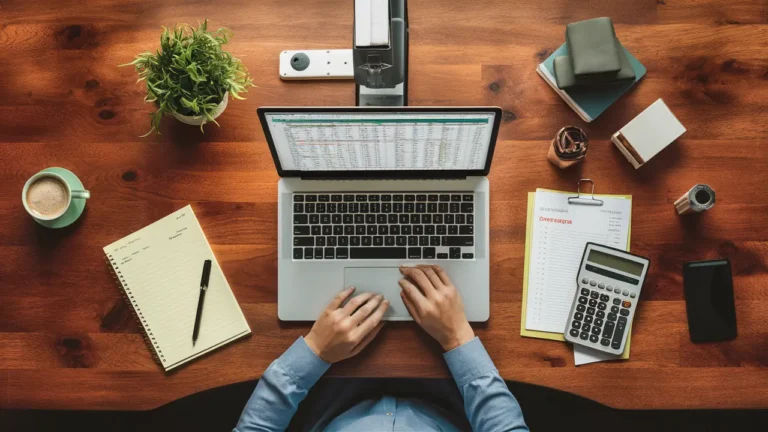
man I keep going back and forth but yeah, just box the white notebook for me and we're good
[104,205,251,371]
[611,98,686,168]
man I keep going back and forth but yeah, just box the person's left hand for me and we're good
[304,287,389,363]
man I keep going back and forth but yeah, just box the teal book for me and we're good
[537,43,646,122]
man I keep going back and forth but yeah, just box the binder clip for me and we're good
[568,179,604,206]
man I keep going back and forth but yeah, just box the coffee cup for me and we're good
[22,171,90,222]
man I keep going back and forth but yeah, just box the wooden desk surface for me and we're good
[1,0,766,411]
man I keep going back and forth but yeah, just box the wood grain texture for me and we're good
[1,0,766,410]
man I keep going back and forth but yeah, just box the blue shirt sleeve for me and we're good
[443,337,529,432]
[234,337,330,432]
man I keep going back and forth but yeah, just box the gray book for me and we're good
[554,40,636,89]
[553,56,577,89]
[566,17,621,76]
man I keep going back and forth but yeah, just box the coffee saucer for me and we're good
[35,167,87,229]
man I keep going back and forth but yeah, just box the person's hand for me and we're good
[398,265,475,351]
[304,287,389,363]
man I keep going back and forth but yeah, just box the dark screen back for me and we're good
[683,259,737,343]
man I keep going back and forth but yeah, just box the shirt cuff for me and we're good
[278,337,331,389]
[442,337,498,388]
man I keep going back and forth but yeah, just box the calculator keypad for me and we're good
[613,317,628,349]
[567,279,638,353]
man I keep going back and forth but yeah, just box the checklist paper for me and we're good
[524,190,632,334]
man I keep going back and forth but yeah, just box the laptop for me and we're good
[257,106,502,321]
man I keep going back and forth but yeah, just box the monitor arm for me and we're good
[353,0,409,106]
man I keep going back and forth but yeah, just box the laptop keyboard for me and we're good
[292,193,476,260]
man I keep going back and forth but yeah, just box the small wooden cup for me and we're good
[548,126,588,169]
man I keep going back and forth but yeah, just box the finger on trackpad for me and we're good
[343,267,410,320]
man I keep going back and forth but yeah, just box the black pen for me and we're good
[192,259,212,346]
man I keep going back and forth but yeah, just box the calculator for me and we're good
[564,243,650,355]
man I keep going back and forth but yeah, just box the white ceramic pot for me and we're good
[171,91,229,126]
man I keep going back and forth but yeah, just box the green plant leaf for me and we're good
[120,19,253,135]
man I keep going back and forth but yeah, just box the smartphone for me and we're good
[683,259,737,343]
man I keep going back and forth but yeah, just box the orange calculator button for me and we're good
[622,301,632,308]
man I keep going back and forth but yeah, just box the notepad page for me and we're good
[524,190,631,334]
[104,205,250,370]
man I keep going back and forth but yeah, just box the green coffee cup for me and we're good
[22,167,90,228]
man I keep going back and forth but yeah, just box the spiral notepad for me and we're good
[104,205,251,371]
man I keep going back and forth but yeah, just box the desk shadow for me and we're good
[30,207,88,254]
[160,117,223,149]
[545,156,585,182]
[614,140,684,187]
[677,207,706,242]
[276,320,312,331]
[5,376,766,432]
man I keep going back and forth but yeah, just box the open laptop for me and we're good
[257,107,502,321]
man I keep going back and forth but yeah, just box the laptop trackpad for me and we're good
[344,267,410,320]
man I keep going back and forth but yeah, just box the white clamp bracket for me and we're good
[279,49,354,80]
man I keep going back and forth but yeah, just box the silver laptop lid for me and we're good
[257,106,502,179]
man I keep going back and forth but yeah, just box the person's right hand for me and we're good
[304,287,389,363]
[398,265,475,351]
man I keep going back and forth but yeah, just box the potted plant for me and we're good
[122,20,253,135]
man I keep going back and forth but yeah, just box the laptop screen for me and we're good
[259,107,501,177]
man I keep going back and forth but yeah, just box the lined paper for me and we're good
[104,205,250,371]
[524,190,631,333]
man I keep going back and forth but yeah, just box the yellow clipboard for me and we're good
[520,189,633,359]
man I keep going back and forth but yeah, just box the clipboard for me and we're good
[519,182,633,359]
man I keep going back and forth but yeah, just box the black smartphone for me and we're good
[683,259,737,343]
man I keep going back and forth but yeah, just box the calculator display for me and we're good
[587,250,644,276]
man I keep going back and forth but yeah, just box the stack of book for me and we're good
[537,17,646,122]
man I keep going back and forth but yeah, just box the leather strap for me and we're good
[548,126,588,169]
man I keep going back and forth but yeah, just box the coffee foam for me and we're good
[26,177,69,217]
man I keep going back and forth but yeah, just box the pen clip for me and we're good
[200,260,212,288]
